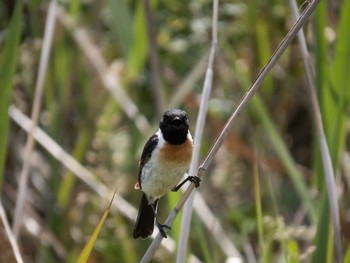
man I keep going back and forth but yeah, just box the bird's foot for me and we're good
[156,222,171,238]
[172,176,201,192]
[188,176,201,188]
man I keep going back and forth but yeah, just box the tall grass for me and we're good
[0,0,23,185]
[1,0,349,262]
[312,0,350,261]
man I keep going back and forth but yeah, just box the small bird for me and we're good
[133,109,200,239]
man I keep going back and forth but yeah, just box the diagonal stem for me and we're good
[200,0,320,172]
[140,0,320,262]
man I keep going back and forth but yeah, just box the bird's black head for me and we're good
[159,109,189,145]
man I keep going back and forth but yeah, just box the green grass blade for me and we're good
[127,2,148,77]
[195,224,212,262]
[255,20,273,96]
[69,0,81,18]
[244,0,317,222]
[166,191,182,243]
[344,246,350,263]
[75,209,109,263]
[330,0,350,98]
[75,189,118,263]
[254,162,265,257]
[107,0,133,59]
[312,0,350,261]
[312,190,330,263]
[58,129,91,208]
[287,240,300,263]
[0,0,23,185]
[252,96,317,222]
[328,0,350,165]
[311,1,331,261]
[313,1,329,134]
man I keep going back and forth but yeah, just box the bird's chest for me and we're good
[141,140,192,200]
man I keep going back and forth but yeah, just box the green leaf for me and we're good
[107,0,133,58]
[344,246,350,263]
[252,96,317,222]
[0,0,23,185]
[69,0,81,19]
[331,0,350,101]
[287,240,300,263]
[254,163,265,257]
[75,188,118,263]
[127,1,149,77]
[312,190,330,263]
[58,129,91,208]
[196,224,212,262]
[328,0,350,166]
[312,0,350,261]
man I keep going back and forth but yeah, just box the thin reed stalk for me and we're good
[176,0,220,262]
[289,0,343,261]
[140,0,320,261]
[0,200,24,263]
[12,0,57,239]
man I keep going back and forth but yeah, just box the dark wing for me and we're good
[137,134,159,188]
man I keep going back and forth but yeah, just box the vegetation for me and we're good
[0,0,349,262]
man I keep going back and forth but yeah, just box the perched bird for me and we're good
[133,109,200,239]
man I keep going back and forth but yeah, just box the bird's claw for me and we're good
[188,176,201,188]
[156,222,171,238]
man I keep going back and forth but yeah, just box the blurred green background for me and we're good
[0,0,349,262]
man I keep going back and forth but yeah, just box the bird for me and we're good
[133,109,200,239]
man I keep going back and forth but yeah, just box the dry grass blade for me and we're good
[141,0,320,261]
[0,200,24,263]
[12,0,57,239]
[55,6,150,133]
[9,105,136,221]
[4,182,67,259]
[289,0,343,261]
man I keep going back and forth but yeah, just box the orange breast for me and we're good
[159,138,193,164]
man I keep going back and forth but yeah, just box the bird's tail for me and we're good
[133,194,156,239]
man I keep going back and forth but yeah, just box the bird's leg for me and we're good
[151,201,171,238]
[172,175,201,192]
